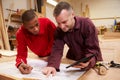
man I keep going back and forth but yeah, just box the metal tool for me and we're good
[66,54,96,68]
[95,62,108,75]
[110,61,120,68]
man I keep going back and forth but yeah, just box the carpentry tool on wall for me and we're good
[94,62,108,75]
[6,8,17,31]
[6,9,17,12]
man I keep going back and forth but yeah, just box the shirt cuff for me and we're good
[16,61,22,68]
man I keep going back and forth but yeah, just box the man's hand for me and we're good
[18,62,33,74]
[73,61,90,69]
[42,67,56,77]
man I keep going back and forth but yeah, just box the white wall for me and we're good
[2,0,29,19]
[46,0,73,25]
[68,0,120,27]
[2,0,56,25]
[85,0,120,27]
[46,3,56,25]
[2,0,120,28]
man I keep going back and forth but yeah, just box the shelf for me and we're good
[5,19,22,23]
[5,13,22,23]
[91,17,120,20]
[11,13,21,18]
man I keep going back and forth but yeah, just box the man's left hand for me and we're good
[73,61,90,69]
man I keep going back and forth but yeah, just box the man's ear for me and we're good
[71,10,75,17]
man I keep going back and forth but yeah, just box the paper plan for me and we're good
[0,59,85,80]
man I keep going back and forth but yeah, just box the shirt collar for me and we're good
[21,26,40,36]
[73,16,81,30]
[68,16,80,32]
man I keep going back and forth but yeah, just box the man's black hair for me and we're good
[21,10,37,23]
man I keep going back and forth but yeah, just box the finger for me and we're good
[80,62,89,68]
[27,65,33,70]
[29,66,33,71]
[25,69,31,73]
[23,64,32,70]
[19,65,32,74]
[46,70,52,77]
[25,66,33,73]
[19,66,27,74]
[23,66,32,74]
[42,68,48,75]
[73,65,83,68]
[49,68,56,76]
[51,69,56,76]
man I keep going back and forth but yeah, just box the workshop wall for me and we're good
[2,0,29,19]
[2,0,120,27]
[65,0,120,27]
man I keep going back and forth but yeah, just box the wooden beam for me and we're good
[0,74,21,80]
[91,17,120,20]
[0,74,15,80]
[0,0,10,50]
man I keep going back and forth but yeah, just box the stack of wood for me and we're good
[103,32,120,39]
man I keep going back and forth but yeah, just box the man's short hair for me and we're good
[53,1,72,17]
[21,10,37,23]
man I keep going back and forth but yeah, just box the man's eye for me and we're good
[35,23,39,26]
[62,21,66,24]
[29,27,34,29]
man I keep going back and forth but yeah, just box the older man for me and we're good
[42,2,103,76]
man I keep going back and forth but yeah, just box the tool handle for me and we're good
[66,54,95,68]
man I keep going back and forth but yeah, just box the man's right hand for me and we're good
[18,62,33,74]
[42,67,56,77]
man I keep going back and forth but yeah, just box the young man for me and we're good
[16,10,56,74]
[42,2,103,76]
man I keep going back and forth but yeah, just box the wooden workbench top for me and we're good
[0,52,120,80]
[0,38,120,80]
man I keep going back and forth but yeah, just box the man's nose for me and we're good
[60,24,65,29]
[34,27,39,31]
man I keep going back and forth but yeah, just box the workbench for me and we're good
[0,38,120,80]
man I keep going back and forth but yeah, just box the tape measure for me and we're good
[94,62,108,75]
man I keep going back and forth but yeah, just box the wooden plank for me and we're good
[91,17,120,20]
[0,0,10,50]
[0,1,3,49]
[0,29,4,49]
[0,74,20,80]
[0,73,37,80]
[41,0,46,16]
[103,32,120,39]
